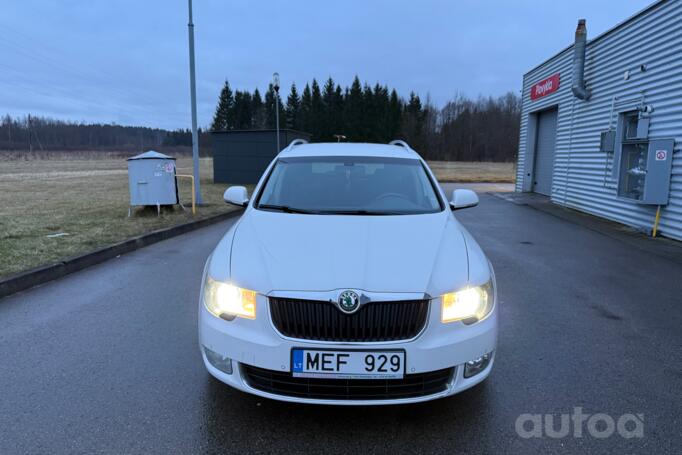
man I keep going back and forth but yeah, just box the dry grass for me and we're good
[0,156,241,278]
[427,161,515,183]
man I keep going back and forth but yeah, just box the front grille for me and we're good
[269,297,429,342]
[242,365,453,400]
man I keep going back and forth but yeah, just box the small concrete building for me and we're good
[211,129,311,184]
[515,0,681,240]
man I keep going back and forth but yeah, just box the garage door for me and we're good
[533,109,557,196]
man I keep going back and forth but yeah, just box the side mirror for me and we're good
[224,186,249,207]
[450,189,479,211]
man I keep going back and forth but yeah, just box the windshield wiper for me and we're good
[323,209,391,216]
[258,204,319,214]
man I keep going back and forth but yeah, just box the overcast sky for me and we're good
[1,0,653,130]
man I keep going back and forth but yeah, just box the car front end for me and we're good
[199,271,497,405]
[198,142,498,405]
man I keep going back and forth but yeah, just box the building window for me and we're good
[623,112,639,141]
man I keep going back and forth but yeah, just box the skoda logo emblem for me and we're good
[337,290,360,314]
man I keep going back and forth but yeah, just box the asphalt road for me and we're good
[1,190,680,454]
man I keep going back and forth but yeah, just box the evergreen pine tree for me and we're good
[333,84,344,138]
[310,79,323,141]
[264,83,285,130]
[321,77,337,141]
[278,90,286,131]
[211,80,234,131]
[344,76,364,141]
[373,84,390,141]
[407,92,422,113]
[362,83,375,141]
[388,89,403,139]
[251,88,265,129]
[286,83,301,130]
[403,92,425,149]
[300,83,313,134]
[233,90,253,129]
[264,84,276,129]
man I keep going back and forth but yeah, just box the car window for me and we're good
[256,156,443,215]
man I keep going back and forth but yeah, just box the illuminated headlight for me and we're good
[203,276,256,320]
[441,279,494,324]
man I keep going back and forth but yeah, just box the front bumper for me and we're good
[198,294,497,405]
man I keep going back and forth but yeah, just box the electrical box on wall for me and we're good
[600,130,616,153]
[617,138,674,204]
[623,111,649,140]
[611,109,675,205]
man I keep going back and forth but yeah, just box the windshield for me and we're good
[255,156,443,215]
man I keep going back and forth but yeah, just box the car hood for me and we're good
[227,209,470,295]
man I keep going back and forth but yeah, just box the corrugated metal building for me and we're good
[516,0,682,240]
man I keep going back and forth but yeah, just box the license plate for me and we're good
[291,349,405,379]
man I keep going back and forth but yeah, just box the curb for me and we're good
[0,209,243,300]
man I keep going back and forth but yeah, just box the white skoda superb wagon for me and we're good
[199,140,497,405]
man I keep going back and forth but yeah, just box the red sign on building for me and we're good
[530,73,560,100]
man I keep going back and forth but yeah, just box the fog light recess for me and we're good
[464,351,493,378]
[204,346,233,375]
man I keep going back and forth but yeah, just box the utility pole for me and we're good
[187,0,203,203]
[273,72,280,152]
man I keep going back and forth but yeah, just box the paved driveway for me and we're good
[1,189,680,454]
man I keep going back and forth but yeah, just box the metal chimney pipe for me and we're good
[571,19,591,100]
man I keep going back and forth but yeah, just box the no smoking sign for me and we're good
[655,150,667,161]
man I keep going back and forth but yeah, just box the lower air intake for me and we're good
[241,365,453,400]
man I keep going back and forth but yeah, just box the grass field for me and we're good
[427,161,515,183]
[0,156,240,278]
[0,155,514,279]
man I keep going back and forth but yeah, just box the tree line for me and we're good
[0,114,195,153]
[211,76,521,161]
[0,77,521,162]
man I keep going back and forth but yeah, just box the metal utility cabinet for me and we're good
[127,151,179,214]
[515,0,681,240]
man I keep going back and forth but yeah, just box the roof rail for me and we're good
[288,139,308,148]
[280,138,308,154]
[389,139,412,150]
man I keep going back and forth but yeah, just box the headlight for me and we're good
[203,276,256,320]
[441,279,494,324]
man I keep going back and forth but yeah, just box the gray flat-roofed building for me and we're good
[515,0,681,240]
[211,129,312,184]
